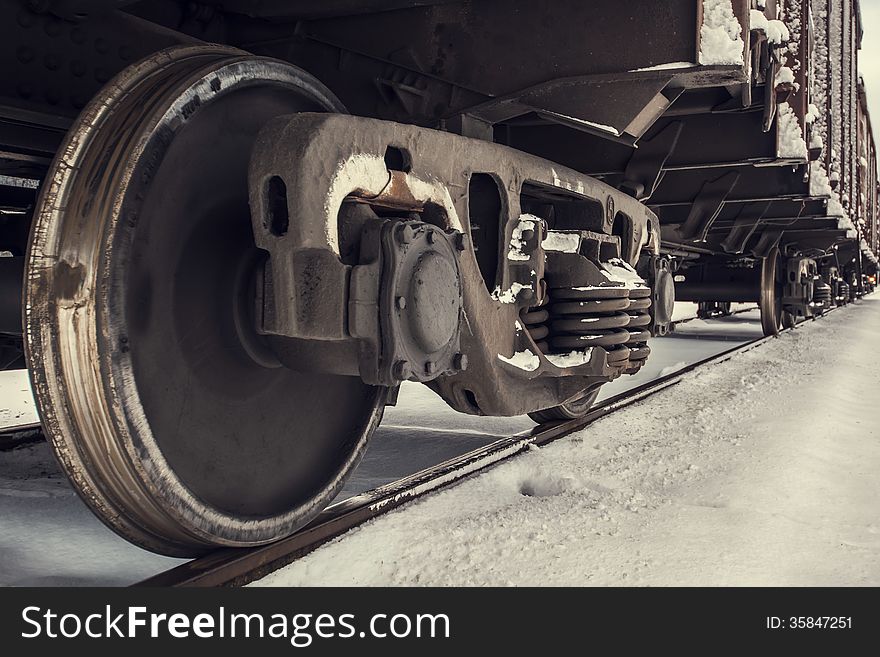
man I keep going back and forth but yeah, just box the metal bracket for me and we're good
[751,229,785,258]
[720,201,771,254]
[679,171,741,242]
[619,121,683,201]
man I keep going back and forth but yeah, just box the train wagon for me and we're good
[0,0,877,555]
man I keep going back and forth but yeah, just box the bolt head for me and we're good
[393,360,411,380]
[520,229,535,243]
[453,353,468,371]
[424,361,436,375]
[396,296,407,310]
[397,224,415,244]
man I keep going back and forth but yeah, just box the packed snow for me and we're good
[497,349,540,372]
[699,0,745,66]
[542,231,581,253]
[545,350,593,369]
[775,65,796,87]
[599,258,648,289]
[809,162,855,236]
[749,10,790,45]
[491,282,530,304]
[776,102,808,160]
[256,297,880,586]
[508,216,538,262]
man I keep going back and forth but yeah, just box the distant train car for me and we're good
[0,0,876,554]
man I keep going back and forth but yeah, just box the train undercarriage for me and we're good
[1,0,879,554]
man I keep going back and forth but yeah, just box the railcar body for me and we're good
[0,0,876,554]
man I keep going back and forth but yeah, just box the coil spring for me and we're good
[813,278,832,305]
[522,284,653,371]
[837,282,849,304]
[547,287,630,365]
[520,301,551,354]
[624,287,652,370]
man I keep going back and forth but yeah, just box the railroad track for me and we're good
[2,304,819,586]
[135,316,792,587]
[0,421,42,450]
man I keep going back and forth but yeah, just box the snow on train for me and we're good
[0,0,877,555]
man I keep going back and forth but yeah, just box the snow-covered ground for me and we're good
[0,370,38,430]
[256,296,880,586]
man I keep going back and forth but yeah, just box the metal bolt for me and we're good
[424,361,436,375]
[454,232,469,252]
[453,353,468,371]
[393,360,411,380]
[396,224,414,244]
[520,228,535,242]
[395,296,407,310]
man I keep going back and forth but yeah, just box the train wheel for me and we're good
[528,387,601,423]
[24,46,387,556]
[759,247,784,336]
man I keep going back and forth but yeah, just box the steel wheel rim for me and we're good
[25,46,386,555]
[759,247,783,336]
[561,388,600,416]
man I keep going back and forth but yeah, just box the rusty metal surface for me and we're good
[249,112,656,416]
